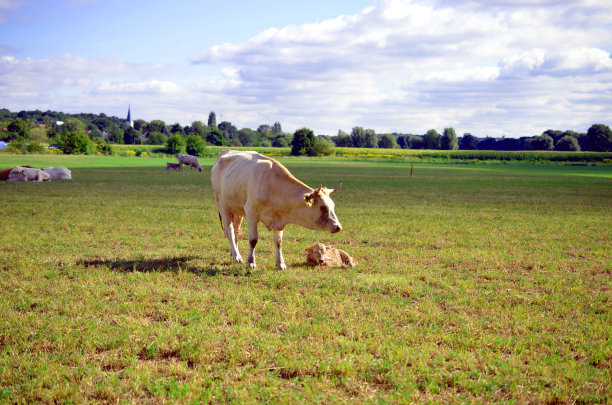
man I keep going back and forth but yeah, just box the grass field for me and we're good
[0,154,610,403]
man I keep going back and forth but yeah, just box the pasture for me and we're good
[0,154,610,403]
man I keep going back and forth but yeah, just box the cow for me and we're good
[0,168,12,181]
[305,243,357,268]
[43,167,72,180]
[177,154,202,172]
[166,162,182,171]
[8,166,51,182]
[211,150,342,270]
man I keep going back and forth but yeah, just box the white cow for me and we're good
[211,150,342,270]
[8,166,51,182]
[177,154,202,172]
[43,167,72,180]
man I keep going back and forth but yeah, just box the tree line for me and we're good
[1,108,611,154]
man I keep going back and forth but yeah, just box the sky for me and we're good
[1,0,611,137]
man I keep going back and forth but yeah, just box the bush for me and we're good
[309,137,335,156]
[96,139,114,155]
[185,135,207,157]
[165,134,185,154]
[62,131,93,154]
[291,128,315,156]
[146,131,166,145]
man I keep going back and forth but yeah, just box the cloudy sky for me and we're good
[1,0,611,137]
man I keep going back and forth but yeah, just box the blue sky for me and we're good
[1,0,611,137]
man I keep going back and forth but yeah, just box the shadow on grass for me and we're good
[80,256,250,277]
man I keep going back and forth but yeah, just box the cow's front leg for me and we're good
[246,216,258,270]
[274,230,287,270]
[221,212,242,264]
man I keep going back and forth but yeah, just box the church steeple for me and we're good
[126,105,133,128]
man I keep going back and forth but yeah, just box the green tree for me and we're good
[272,122,282,135]
[124,127,142,145]
[351,126,366,148]
[585,124,612,151]
[219,121,238,143]
[4,118,30,141]
[165,134,185,154]
[238,128,258,146]
[310,137,335,156]
[185,134,207,156]
[146,131,166,145]
[423,129,441,149]
[459,133,478,150]
[379,134,399,149]
[206,127,225,146]
[291,128,315,156]
[365,129,378,148]
[441,127,459,150]
[62,131,92,154]
[147,120,166,134]
[108,128,124,144]
[208,112,217,128]
[555,135,580,151]
[62,118,86,134]
[530,134,554,150]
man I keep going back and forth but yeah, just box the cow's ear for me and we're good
[304,192,315,207]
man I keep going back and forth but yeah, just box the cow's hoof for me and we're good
[247,262,256,270]
[277,263,287,270]
[234,256,243,264]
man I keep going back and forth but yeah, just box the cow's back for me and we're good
[212,150,271,206]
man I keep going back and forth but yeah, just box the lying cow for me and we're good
[178,154,202,172]
[166,162,182,171]
[211,150,342,270]
[305,243,357,268]
[8,166,51,182]
[43,167,72,180]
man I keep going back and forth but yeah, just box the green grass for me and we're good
[0,155,610,403]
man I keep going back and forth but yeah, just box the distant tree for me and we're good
[396,135,411,149]
[272,122,283,135]
[410,135,424,149]
[333,131,352,147]
[208,112,217,128]
[165,133,185,154]
[133,119,147,131]
[441,127,458,150]
[185,134,207,156]
[238,128,258,146]
[218,121,238,143]
[459,133,478,150]
[190,121,207,138]
[62,131,92,154]
[530,134,554,150]
[351,126,366,148]
[4,118,30,141]
[93,116,114,132]
[310,137,335,156]
[379,134,399,149]
[257,124,273,140]
[170,122,184,135]
[206,127,224,146]
[555,135,581,151]
[124,127,142,145]
[364,129,378,148]
[585,124,612,151]
[272,135,289,147]
[146,131,166,145]
[542,129,564,144]
[423,129,441,149]
[147,120,166,134]
[478,137,498,150]
[291,127,315,156]
[108,128,124,144]
[62,118,86,134]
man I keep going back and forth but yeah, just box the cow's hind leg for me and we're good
[274,229,287,270]
[220,211,243,264]
[245,212,258,270]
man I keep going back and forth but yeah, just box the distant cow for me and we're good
[8,166,51,182]
[178,154,202,172]
[305,243,356,268]
[211,150,342,270]
[166,162,182,171]
[44,167,72,180]
[0,168,12,180]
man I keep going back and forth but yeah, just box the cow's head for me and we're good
[304,183,342,233]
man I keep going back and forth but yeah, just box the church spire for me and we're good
[126,105,133,128]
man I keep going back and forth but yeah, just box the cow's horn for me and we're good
[330,183,342,194]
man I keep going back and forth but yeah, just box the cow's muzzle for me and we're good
[331,224,342,233]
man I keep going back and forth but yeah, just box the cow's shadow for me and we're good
[80,256,249,277]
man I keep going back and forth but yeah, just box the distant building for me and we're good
[126,105,133,128]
